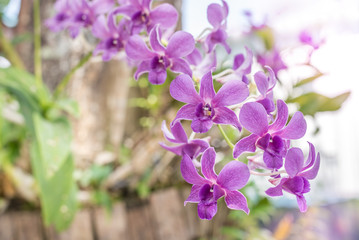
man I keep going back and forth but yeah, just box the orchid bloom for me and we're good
[254,66,277,114]
[266,143,320,212]
[186,48,217,82]
[159,121,209,160]
[115,0,178,34]
[170,72,249,133]
[45,0,73,32]
[204,0,231,53]
[233,100,307,169]
[181,147,250,220]
[92,13,131,61]
[125,25,195,84]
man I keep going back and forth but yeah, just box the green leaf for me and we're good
[33,114,72,176]
[55,98,80,117]
[294,73,324,88]
[287,91,350,116]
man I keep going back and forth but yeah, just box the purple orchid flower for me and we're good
[170,72,249,133]
[254,66,277,114]
[257,48,287,78]
[115,0,178,34]
[92,12,131,61]
[266,143,320,212]
[186,48,217,82]
[45,0,73,32]
[125,25,195,84]
[218,46,253,84]
[233,100,307,169]
[67,0,114,38]
[159,121,210,160]
[181,147,250,220]
[204,0,231,53]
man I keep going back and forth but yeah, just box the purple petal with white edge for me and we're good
[149,25,165,53]
[134,60,151,80]
[113,5,137,17]
[171,121,188,143]
[212,106,241,130]
[198,201,217,220]
[233,134,258,158]
[172,104,197,125]
[201,147,218,181]
[264,66,277,89]
[170,58,192,76]
[148,69,167,85]
[166,31,195,58]
[302,142,316,170]
[265,178,286,197]
[296,195,308,212]
[180,154,207,185]
[183,139,210,159]
[184,185,201,205]
[207,3,225,28]
[263,151,283,169]
[159,142,183,156]
[92,15,110,39]
[239,102,269,136]
[161,120,175,142]
[254,71,269,96]
[191,118,213,133]
[170,74,202,104]
[150,3,178,29]
[217,161,250,191]
[285,148,304,178]
[224,190,249,214]
[213,184,225,201]
[274,111,307,139]
[269,100,288,131]
[125,35,155,61]
[212,80,249,107]
[233,54,244,70]
[257,98,275,114]
[186,48,202,66]
[300,153,320,180]
[200,71,216,102]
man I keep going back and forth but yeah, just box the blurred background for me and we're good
[0,0,358,239]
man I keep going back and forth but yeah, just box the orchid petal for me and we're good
[201,147,218,181]
[184,185,201,205]
[134,60,151,80]
[92,15,110,39]
[150,3,178,29]
[212,80,249,107]
[285,147,304,178]
[217,161,250,191]
[149,25,165,53]
[224,191,249,214]
[269,100,288,131]
[166,31,195,58]
[170,74,202,104]
[200,72,215,102]
[296,195,308,212]
[148,68,167,85]
[180,154,207,185]
[207,3,225,28]
[170,58,192,76]
[265,179,286,197]
[172,104,197,125]
[233,134,258,158]
[159,142,183,156]
[254,71,269,96]
[191,118,213,133]
[239,102,269,136]
[198,200,217,220]
[274,112,307,139]
[300,153,320,180]
[263,151,283,169]
[125,35,155,61]
[212,107,241,130]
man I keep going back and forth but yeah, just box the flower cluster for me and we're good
[48,0,321,220]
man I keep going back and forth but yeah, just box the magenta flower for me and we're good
[125,25,194,84]
[257,48,287,78]
[204,0,231,53]
[45,0,73,32]
[218,47,253,84]
[67,0,115,38]
[186,48,217,81]
[170,72,249,133]
[115,0,178,34]
[181,147,250,220]
[233,100,307,169]
[92,13,131,61]
[266,143,320,212]
[254,66,277,114]
[159,121,210,159]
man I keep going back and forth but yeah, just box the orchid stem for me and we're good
[212,69,234,80]
[189,131,196,140]
[33,0,43,87]
[195,28,211,41]
[54,51,92,98]
[250,169,286,176]
[217,125,234,149]
[0,27,25,69]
